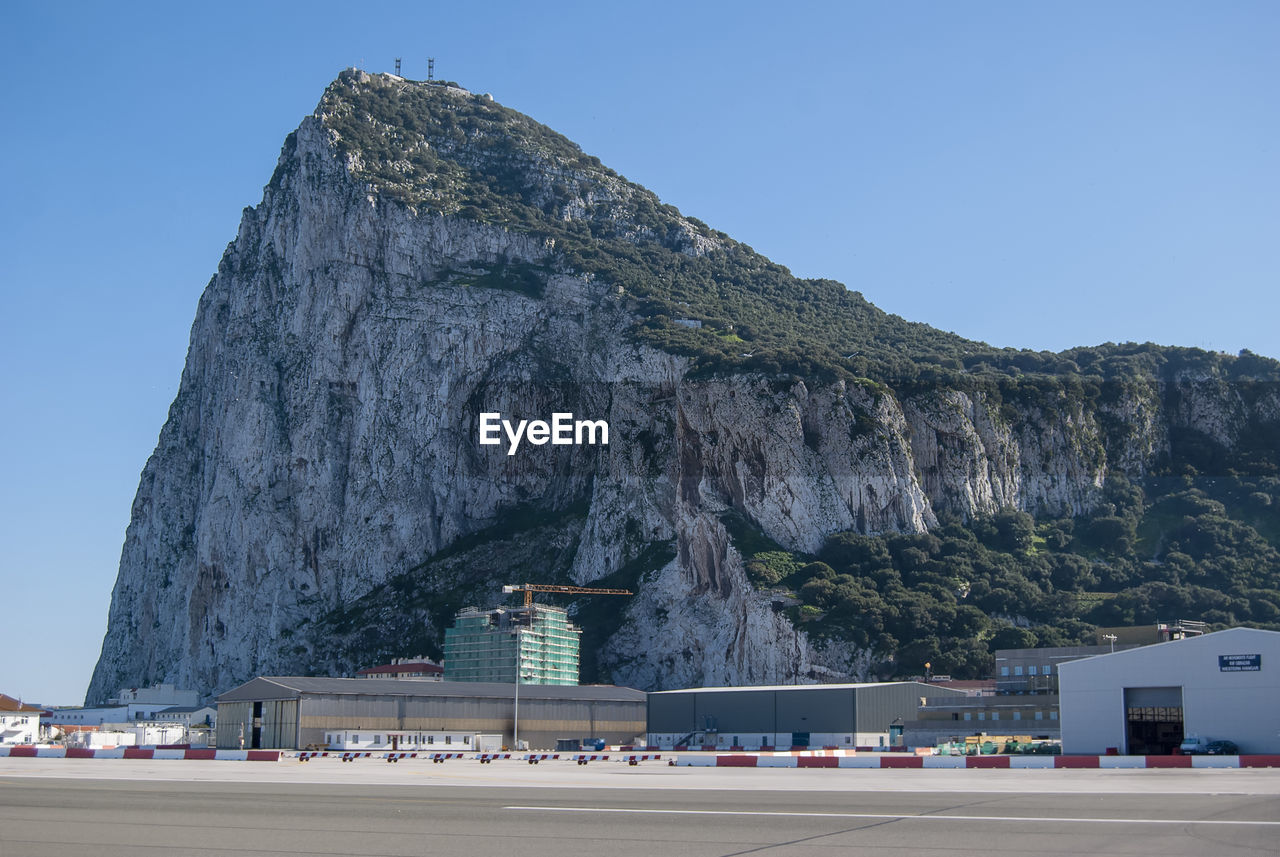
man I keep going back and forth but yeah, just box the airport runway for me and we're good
[2,761,1278,856]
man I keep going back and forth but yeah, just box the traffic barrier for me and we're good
[429,752,467,763]
[797,756,839,768]
[1240,755,1280,768]
[524,753,560,765]
[340,752,372,763]
[621,754,662,765]
[0,747,278,761]
[965,755,1011,769]
[476,753,512,763]
[1191,755,1240,768]
[1008,756,1055,769]
[570,753,609,765]
[921,756,965,769]
[671,752,1267,769]
[384,753,419,763]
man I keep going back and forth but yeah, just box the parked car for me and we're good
[1179,736,1239,755]
[1204,740,1239,755]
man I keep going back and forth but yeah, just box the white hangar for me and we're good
[1059,627,1280,755]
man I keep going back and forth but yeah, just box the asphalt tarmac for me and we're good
[2,760,1278,856]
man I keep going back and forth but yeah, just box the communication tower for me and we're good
[428,57,435,81]
[394,57,401,76]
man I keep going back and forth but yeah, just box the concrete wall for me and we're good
[1060,628,1280,754]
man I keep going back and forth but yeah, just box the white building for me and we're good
[321,729,502,752]
[44,705,130,731]
[154,705,217,729]
[1,694,42,745]
[1059,627,1280,755]
[109,684,200,713]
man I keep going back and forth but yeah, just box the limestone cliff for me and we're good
[87,72,1279,702]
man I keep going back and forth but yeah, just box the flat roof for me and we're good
[217,677,646,703]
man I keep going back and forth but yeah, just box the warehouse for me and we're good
[215,677,645,750]
[1059,627,1280,755]
[647,682,969,750]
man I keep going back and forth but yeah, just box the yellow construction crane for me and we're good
[502,583,632,608]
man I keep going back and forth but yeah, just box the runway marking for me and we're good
[505,805,1280,826]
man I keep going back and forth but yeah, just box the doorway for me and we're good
[1123,687,1183,755]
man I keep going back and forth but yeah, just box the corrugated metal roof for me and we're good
[649,682,919,694]
[217,676,645,703]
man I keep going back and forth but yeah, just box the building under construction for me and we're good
[443,605,581,685]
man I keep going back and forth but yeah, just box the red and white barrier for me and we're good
[429,752,467,763]
[0,747,280,761]
[523,753,560,764]
[476,753,512,763]
[384,752,418,762]
[621,754,661,765]
[674,753,1280,769]
[570,753,609,765]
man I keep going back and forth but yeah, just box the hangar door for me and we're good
[1123,687,1183,755]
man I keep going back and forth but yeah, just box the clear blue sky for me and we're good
[2,1,1276,705]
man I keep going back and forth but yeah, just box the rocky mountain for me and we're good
[87,71,1280,703]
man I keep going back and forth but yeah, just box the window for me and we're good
[375,735,382,745]
[992,712,1000,721]
[352,734,359,742]
[1014,666,1023,676]
[1000,667,1010,676]
[978,712,985,720]
[1050,712,1058,720]
[1013,712,1021,720]
[1034,711,1043,720]
[1028,666,1038,675]
[427,735,434,745]
[1043,665,1051,674]
[463,736,470,745]
[964,713,972,721]
[445,736,451,745]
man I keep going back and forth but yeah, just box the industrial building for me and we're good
[443,605,581,684]
[646,682,968,750]
[215,677,645,750]
[1059,627,1280,755]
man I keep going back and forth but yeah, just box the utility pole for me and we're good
[1103,633,1118,653]
[512,627,527,750]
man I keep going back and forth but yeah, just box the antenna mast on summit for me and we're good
[395,57,401,76]
[428,57,435,81]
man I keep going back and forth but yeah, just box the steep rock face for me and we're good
[87,74,1275,703]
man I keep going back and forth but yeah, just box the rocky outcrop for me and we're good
[86,74,1274,703]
